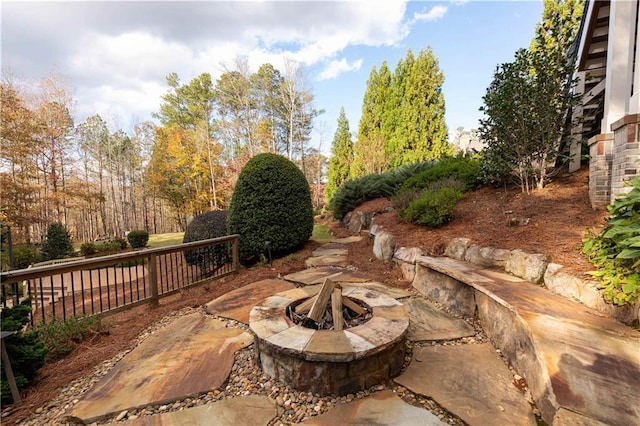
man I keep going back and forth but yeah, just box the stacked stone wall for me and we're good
[588,133,614,209]
[610,114,640,203]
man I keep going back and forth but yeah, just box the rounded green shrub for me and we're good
[402,156,481,192]
[227,153,314,264]
[183,210,229,274]
[127,230,149,248]
[40,223,74,260]
[12,243,41,269]
[80,242,97,256]
[400,184,464,227]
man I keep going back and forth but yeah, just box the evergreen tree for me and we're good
[352,62,391,178]
[356,48,450,171]
[388,48,451,166]
[325,107,354,202]
[383,51,414,165]
[41,223,74,260]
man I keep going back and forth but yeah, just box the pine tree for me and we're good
[352,62,391,178]
[388,48,451,166]
[325,107,354,202]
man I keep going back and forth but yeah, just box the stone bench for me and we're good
[396,252,640,426]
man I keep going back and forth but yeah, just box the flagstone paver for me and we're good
[304,254,348,267]
[124,395,276,426]
[204,279,294,323]
[68,314,253,424]
[284,267,371,285]
[331,236,363,244]
[345,282,412,299]
[300,390,446,425]
[395,343,536,426]
[312,243,349,257]
[403,297,475,341]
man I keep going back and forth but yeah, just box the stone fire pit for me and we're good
[249,281,409,396]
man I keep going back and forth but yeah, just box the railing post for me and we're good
[232,236,239,272]
[149,253,159,307]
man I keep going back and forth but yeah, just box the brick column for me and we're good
[610,114,640,203]
[588,133,614,209]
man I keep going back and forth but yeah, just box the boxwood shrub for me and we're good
[127,230,149,248]
[183,210,229,275]
[227,153,314,264]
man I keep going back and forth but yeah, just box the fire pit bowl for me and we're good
[249,283,409,396]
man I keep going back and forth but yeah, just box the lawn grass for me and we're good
[147,232,185,248]
[147,225,329,249]
[311,224,333,243]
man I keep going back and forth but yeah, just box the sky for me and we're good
[1,0,544,153]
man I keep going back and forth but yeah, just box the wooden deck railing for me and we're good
[0,235,239,324]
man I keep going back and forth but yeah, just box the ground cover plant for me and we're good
[583,176,640,305]
[328,161,433,220]
[1,300,47,405]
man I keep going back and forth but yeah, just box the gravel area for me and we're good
[11,297,540,426]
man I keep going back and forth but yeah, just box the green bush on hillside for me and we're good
[127,230,149,248]
[183,210,230,274]
[402,156,481,192]
[227,153,314,264]
[400,182,464,227]
[12,243,41,269]
[36,315,107,361]
[40,223,74,261]
[80,242,97,256]
[329,161,434,220]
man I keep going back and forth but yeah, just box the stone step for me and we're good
[124,395,276,426]
[300,389,446,425]
[403,297,476,341]
[67,314,253,424]
[395,343,537,425]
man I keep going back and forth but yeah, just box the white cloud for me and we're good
[317,58,364,81]
[413,5,449,23]
[2,1,415,127]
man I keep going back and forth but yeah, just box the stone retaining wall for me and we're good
[375,230,639,324]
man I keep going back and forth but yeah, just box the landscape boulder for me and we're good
[505,250,549,284]
[373,230,396,262]
[445,238,472,260]
[464,245,510,269]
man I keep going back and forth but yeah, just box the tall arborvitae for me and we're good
[356,48,450,171]
[325,107,354,202]
[400,47,451,164]
[351,62,391,178]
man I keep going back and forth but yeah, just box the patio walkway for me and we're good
[64,238,638,425]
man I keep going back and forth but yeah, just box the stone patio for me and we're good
[396,343,536,425]
[58,236,639,426]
